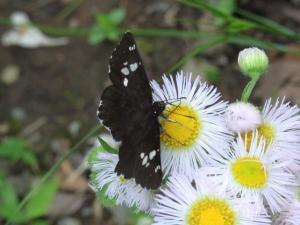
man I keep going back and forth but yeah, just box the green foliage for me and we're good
[30,220,49,225]
[130,210,153,225]
[0,173,24,223]
[88,9,125,45]
[24,179,58,219]
[87,136,119,208]
[0,171,58,224]
[236,8,300,41]
[97,137,118,154]
[96,184,118,207]
[215,0,236,26]
[0,138,38,170]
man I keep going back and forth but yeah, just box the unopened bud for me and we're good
[238,47,269,79]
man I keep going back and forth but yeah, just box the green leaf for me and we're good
[87,145,105,167]
[108,9,126,25]
[31,220,49,225]
[89,171,117,207]
[0,138,38,169]
[217,0,236,16]
[88,9,125,45]
[130,210,153,225]
[97,137,118,154]
[225,18,256,33]
[0,173,25,222]
[88,26,106,45]
[96,184,117,207]
[236,8,300,41]
[24,179,58,220]
[215,0,236,25]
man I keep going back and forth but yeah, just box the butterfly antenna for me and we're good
[164,99,196,120]
[160,115,194,132]
[163,109,195,119]
[162,96,186,104]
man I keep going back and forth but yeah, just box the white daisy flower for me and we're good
[153,174,271,225]
[225,102,262,133]
[242,98,300,166]
[273,188,300,225]
[2,11,68,48]
[200,133,296,213]
[90,151,154,212]
[150,71,231,177]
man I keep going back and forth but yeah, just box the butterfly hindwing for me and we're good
[98,32,162,189]
[115,114,162,189]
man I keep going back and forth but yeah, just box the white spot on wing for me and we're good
[108,65,111,73]
[130,63,138,72]
[140,153,145,159]
[155,165,160,173]
[149,150,156,160]
[123,78,128,87]
[129,44,136,51]
[142,155,148,166]
[123,61,128,65]
[146,162,150,168]
[121,67,130,75]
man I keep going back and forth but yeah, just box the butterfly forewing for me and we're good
[98,32,162,189]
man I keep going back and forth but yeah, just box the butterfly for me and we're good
[97,32,164,189]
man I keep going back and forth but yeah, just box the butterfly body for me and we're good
[97,32,163,189]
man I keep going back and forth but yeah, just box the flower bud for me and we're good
[238,47,269,79]
[225,101,261,133]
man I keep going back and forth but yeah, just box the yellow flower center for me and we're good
[242,122,276,150]
[231,156,268,188]
[186,196,236,225]
[160,104,201,149]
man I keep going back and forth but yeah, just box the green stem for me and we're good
[166,35,228,74]
[0,16,215,39]
[129,27,216,39]
[4,124,101,225]
[241,77,259,102]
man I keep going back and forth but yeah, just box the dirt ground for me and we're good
[1,0,300,225]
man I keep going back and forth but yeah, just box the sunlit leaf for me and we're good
[0,173,25,222]
[24,178,58,219]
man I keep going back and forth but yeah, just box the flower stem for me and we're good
[0,16,215,39]
[166,35,228,74]
[4,124,101,225]
[241,76,259,102]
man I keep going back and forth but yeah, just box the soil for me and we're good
[1,0,300,225]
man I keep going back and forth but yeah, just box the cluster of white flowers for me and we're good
[88,48,300,225]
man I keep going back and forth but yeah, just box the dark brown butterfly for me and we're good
[97,32,164,189]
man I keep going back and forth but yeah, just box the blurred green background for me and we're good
[1,0,300,224]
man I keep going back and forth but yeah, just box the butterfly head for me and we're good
[153,101,166,117]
